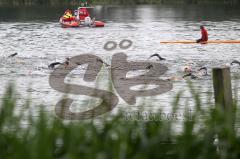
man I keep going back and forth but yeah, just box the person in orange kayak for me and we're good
[196,25,208,43]
[63,9,76,22]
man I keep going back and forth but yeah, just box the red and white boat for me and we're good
[59,7,105,28]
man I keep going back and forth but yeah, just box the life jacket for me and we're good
[63,13,73,19]
[201,28,208,41]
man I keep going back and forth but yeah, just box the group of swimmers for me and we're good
[147,53,208,81]
[47,55,207,81]
[6,50,239,81]
[7,24,239,81]
[147,55,240,81]
[44,24,233,81]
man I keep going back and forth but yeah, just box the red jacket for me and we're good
[79,8,90,20]
[201,28,208,41]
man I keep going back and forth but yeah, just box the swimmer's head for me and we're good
[224,63,231,67]
[183,66,192,73]
[198,67,208,76]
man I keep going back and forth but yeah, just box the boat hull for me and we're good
[59,18,80,28]
[94,21,105,27]
[60,17,105,28]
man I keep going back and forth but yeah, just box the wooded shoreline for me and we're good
[0,0,240,6]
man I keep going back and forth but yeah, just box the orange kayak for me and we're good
[160,40,240,44]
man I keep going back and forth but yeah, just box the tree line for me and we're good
[0,0,240,6]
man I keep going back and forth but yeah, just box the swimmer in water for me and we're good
[48,58,110,69]
[8,53,18,58]
[167,66,208,81]
[182,66,208,79]
[146,54,166,69]
[48,58,70,69]
[198,67,208,76]
[231,60,240,66]
[146,64,153,70]
[149,54,166,61]
[181,65,197,79]
[97,59,110,67]
[182,73,198,79]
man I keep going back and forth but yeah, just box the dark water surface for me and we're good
[0,5,240,22]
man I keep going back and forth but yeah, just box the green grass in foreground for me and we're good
[0,84,240,159]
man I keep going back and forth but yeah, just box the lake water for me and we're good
[0,5,240,120]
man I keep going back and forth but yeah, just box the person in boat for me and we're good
[79,7,90,21]
[91,17,96,25]
[84,16,96,27]
[196,25,208,43]
[62,9,76,22]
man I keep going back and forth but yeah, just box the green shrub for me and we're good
[0,84,240,159]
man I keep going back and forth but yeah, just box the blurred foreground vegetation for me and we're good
[0,84,240,159]
[0,0,240,6]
